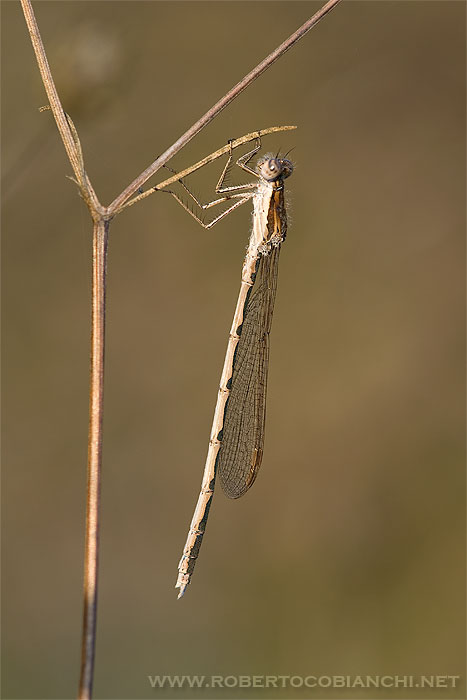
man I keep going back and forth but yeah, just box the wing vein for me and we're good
[218,246,281,499]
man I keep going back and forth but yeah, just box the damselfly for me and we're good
[156,129,295,597]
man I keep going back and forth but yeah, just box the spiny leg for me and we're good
[161,138,262,208]
[161,163,250,211]
[160,135,262,208]
[158,161,254,228]
[158,187,253,229]
[215,137,262,193]
[156,136,263,228]
[233,137,263,179]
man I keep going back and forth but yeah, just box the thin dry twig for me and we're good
[21,1,100,211]
[80,220,108,700]
[110,0,342,212]
[18,0,343,698]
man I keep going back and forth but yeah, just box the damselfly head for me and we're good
[257,156,294,182]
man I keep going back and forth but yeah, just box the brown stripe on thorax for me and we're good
[266,180,287,242]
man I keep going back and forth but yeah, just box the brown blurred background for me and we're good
[2,2,465,699]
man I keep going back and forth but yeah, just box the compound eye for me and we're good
[279,158,294,179]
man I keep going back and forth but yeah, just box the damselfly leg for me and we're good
[158,139,263,229]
